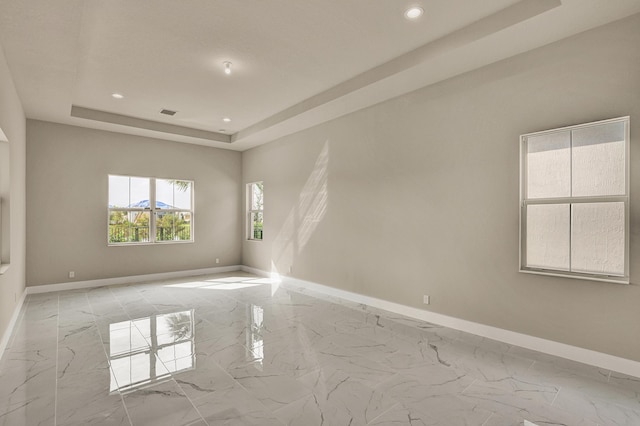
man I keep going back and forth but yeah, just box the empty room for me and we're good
[1,0,639,425]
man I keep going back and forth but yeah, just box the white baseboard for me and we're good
[26,265,243,294]
[18,264,640,378]
[0,287,27,357]
[242,266,640,379]
[241,265,281,280]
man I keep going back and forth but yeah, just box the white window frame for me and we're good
[108,175,194,246]
[0,134,9,274]
[519,117,630,284]
[247,181,263,241]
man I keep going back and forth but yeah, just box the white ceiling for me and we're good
[1,0,639,151]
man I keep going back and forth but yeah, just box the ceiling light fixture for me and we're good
[223,61,232,75]
[111,93,124,99]
[223,117,231,123]
[404,6,424,19]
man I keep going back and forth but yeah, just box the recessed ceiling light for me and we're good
[404,6,424,19]
[223,61,232,75]
[112,93,124,99]
[223,117,231,123]
[219,129,226,133]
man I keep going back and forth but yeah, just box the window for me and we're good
[247,182,263,240]
[109,310,194,392]
[108,175,193,245]
[520,117,629,283]
[0,135,9,273]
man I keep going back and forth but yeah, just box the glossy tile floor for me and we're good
[1,272,639,426]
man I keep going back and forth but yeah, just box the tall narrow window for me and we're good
[247,182,263,240]
[108,175,194,245]
[520,117,629,283]
[0,136,9,273]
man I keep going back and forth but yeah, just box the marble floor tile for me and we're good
[445,341,535,383]
[366,394,492,426]
[0,348,56,426]
[56,368,123,424]
[57,340,110,379]
[313,343,397,388]
[57,402,131,426]
[412,394,493,425]
[0,393,56,426]
[0,271,638,425]
[193,385,284,425]
[233,370,313,411]
[366,402,432,426]
[172,358,237,401]
[290,368,397,425]
[552,386,640,425]
[460,376,559,416]
[480,402,600,426]
[8,318,58,352]
[273,393,367,426]
[516,348,611,383]
[123,379,204,426]
[609,371,640,395]
[375,366,474,404]
[0,348,57,424]
[57,393,129,426]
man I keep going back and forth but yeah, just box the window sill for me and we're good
[246,239,263,242]
[0,263,9,275]
[108,240,194,247]
[520,268,628,285]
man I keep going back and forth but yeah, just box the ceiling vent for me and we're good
[160,109,177,116]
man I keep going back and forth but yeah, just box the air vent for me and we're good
[160,109,177,116]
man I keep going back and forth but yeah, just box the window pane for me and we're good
[109,211,150,243]
[572,122,625,197]
[251,211,263,240]
[156,311,192,336]
[108,175,130,208]
[158,342,194,372]
[129,177,150,207]
[571,202,625,276]
[526,204,570,270]
[251,183,263,210]
[173,181,192,210]
[109,322,149,356]
[155,179,174,209]
[526,131,570,199]
[156,212,191,241]
[110,352,153,391]
[155,315,193,345]
[156,179,192,209]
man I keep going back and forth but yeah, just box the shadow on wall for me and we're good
[271,141,330,278]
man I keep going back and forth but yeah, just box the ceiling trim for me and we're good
[69,0,560,149]
[70,106,232,143]
[231,0,561,144]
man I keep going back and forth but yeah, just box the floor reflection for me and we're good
[109,310,195,392]
[248,304,264,368]
[2,273,634,425]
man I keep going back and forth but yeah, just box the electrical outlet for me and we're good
[216,258,220,264]
[288,266,293,274]
[69,271,75,279]
[423,295,430,305]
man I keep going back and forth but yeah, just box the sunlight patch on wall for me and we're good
[272,141,329,273]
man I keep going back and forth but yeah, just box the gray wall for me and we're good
[0,42,26,342]
[26,121,242,286]
[242,14,640,361]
